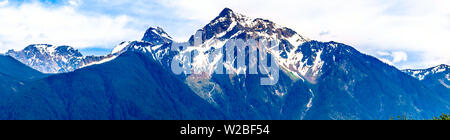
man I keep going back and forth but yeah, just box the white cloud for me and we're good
[0,1,141,52]
[0,0,8,7]
[376,51,391,56]
[68,0,81,7]
[392,51,408,63]
[375,51,408,66]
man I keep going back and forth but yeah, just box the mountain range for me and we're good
[6,44,116,73]
[0,8,448,120]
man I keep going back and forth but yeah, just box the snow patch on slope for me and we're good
[403,64,449,80]
[80,56,118,68]
[112,41,131,54]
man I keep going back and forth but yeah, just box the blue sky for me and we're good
[0,0,449,69]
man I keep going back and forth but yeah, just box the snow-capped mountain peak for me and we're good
[24,44,54,54]
[6,44,83,73]
[6,25,177,74]
[6,44,116,73]
[106,8,373,85]
[15,44,83,58]
[403,64,450,89]
[197,8,309,43]
[113,8,346,84]
[193,9,349,83]
[142,26,173,45]
[111,26,176,63]
[403,64,449,80]
[432,64,449,73]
